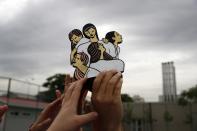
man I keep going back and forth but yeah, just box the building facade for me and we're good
[0,96,47,131]
[162,62,177,102]
[123,103,197,131]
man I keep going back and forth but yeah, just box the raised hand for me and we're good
[91,70,123,131]
[47,78,98,131]
[29,98,62,131]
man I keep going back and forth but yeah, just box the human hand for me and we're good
[47,78,98,131]
[56,88,88,115]
[0,105,8,122]
[98,43,106,52]
[57,74,87,115]
[56,76,87,131]
[91,70,123,131]
[29,98,62,131]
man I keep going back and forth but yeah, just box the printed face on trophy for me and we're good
[68,23,125,81]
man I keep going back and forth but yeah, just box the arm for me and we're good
[29,98,62,131]
[91,70,123,131]
[47,78,98,131]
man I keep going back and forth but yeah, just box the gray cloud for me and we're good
[0,0,197,101]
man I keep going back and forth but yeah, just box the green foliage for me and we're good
[178,85,197,105]
[163,111,173,122]
[184,113,192,124]
[178,97,188,106]
[43,73,66,91]
[123,103,133,124]
[121,94,134,102]
[38,73,66,102]
[186,85,197,101]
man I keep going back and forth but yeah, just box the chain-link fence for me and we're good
[0,76,47,101]
[0,76,50,131]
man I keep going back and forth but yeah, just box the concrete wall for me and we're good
[0,102,196,131]
[123,103,197,131]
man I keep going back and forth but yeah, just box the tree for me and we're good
[163,111,173,131]
[38,73,74,102]
[132,95,145,103]
[163,111,173,122]
[178,84,197,105]
[122,102,133,130]
[121,94,133,102]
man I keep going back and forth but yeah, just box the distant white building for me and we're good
[161,61,177,102]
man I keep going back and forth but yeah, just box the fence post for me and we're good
[7,78,11,101]
[2,78,11,131]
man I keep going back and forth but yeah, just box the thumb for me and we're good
[76,112,98,126]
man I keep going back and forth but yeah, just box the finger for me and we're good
[75,112,98,126]
[64,74,71,86]
[99,70,118,95]
[106,72,122,96]
[37,118,52,131]
[71,78,87,106]
[72,78,87,99]
[37,98,61,123]
[64,83,72,95]
[55,89,62,98]
[114,78,123,96]
[55,90,64,103]
[92,71,105,96]
[50,103,62,121]
[64,74,72,94]
[63,82,76,104]
[0,105,8,117]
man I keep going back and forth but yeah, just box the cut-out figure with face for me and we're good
[103,31,123,58]
[68,29,83,65]
[77,23,102,65]
[82,23,114,63]
[73,52,100,80]
[69,23,125,80]
[83,23,99,43]
[87,31,124,73]
[68,29,89,65]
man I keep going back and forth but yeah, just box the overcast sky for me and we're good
[0,0,197,101]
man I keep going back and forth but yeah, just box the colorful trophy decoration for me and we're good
[68,23,125,90]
